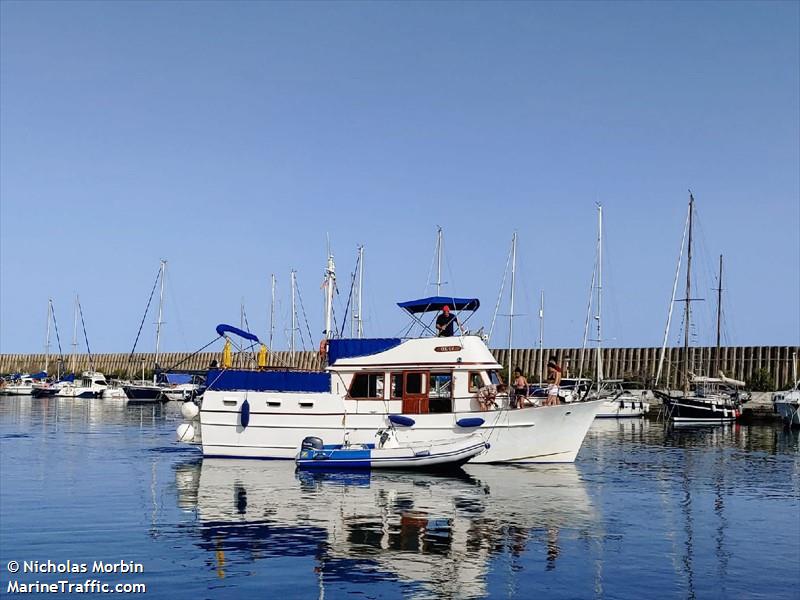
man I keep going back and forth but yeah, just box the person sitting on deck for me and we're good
[435,305,462,337]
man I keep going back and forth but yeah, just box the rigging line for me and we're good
[579,262,597,380]
[128,266,162,362]
[340,269,357,338]
[165,273,189,352]
[162,336,222,372]
[242,304,252,333]
[77,299,93,371]
[50,301,64,360]
[488,243,513,343]
[294,279,314,351]
[423,229,439,295]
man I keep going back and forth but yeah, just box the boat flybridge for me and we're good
[177,296,605,464]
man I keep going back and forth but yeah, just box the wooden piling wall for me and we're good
[1,346,797,389]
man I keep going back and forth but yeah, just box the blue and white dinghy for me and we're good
[295,428,489,471]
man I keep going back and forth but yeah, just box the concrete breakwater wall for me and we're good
[1,345,797,389]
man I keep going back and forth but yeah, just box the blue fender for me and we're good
[241,399,250,428]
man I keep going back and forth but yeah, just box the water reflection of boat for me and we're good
[174,459,597,598]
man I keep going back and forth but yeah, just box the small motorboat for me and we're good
[295,429,488,471]
[773,381,800,427]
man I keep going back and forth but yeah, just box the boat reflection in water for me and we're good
[174,459,598,598]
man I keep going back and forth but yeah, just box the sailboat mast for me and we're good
[715,254,723,375]
[269,274,276,350]
[357,245,364,338]
[538,290,544,382]
[45,299,52,374]
[154,260,166,371]
[290,270,297,362]
[323,254,336,339]
[508,233,517,382]
[683,194,694,394]
[596,203,604,391]
[436,227,443,296]
[71,295,78,374]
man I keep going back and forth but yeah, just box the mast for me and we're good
[269,274,276,350]
[683,193,694,395]
[436,226,443,295]
[596,203,604,392]
[154,259,166,372]
[323,253,336,339]
[356,245,364,338]
[290,270,297,362]
[508,232,517,383]
[71,295,78,374]
[715,254,723,376]
[45,299,52,374]
[538,290,544,383]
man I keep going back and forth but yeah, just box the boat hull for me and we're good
[123,386,165,401]
[774,400,800,426]
[198,392,604,464]
[658,392,741,422]
[595,398,650,418]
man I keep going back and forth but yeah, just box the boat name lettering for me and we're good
[434,346,460,353]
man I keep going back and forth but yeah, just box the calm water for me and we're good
[1,397,798,599]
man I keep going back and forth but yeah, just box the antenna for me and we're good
[436,226,443,295]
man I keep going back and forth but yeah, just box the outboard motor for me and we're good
[301,436,324,451]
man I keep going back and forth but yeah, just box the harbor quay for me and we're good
[2,345,796,389]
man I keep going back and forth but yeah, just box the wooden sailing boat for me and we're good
[656,194,747,422]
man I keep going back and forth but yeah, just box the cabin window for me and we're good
[468,372,484,393]
[390,373,404,399]
[488,370,501,386]
[429,372,452,413]
[349,373,385,399]
[405,372,424,395]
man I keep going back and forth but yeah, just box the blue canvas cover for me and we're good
[327,338,402,365]
[164,373,192,385]
[215,324,260,343]
[397,296,480,314]
[206,369,331,393]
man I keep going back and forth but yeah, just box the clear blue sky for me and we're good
[1,1,798,355]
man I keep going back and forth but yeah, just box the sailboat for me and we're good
[54,296,110,398]
[124,260,168,402]
[582,204,650,418]
[655,194,748,422]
